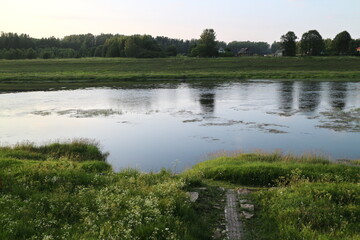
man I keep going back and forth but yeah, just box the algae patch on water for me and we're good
[32,109,123,118]
[316,108,360,132]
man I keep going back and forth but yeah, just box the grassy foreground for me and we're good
[0,141,208,240]
[1,143,359,239]
[1,57,360,92]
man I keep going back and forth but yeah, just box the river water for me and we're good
[1,80,359,171]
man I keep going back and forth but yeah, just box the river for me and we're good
[1,80,359,171]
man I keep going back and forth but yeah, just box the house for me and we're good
[237,48,252,56]
[357,47,360,52]
[218,47,225,54]
[274,49,285,57]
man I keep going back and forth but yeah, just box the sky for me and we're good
[0,0,359,43]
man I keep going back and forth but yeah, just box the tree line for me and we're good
[0,29,359,59]
[274,30,360,56]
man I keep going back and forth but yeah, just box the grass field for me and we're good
[1,56,360,92]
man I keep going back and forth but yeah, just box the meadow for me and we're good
[0,56,360,92]
[1,142,359,239]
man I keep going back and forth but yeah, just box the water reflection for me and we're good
[329,82,348,110]
[199,93,216,114]
[278,81,295,113]
[298,82,322,113]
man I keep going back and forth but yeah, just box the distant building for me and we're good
[237,48,252,56]
[218,47,225,54]
[274,49,285,57]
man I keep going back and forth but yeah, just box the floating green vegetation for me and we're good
[316,108,360,132]
[200,120,289,134]
[32,108,123,118]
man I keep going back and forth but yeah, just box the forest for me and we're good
[0,29,359,59]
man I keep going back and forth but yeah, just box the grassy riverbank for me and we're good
[1,143,359,239]
[185,153,360,240]
[1,57,360,92]
[0,141,209,240]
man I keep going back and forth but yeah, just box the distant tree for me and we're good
[219,47,234,57]
[36,37,60,49]
[349,39,360,55]
[227,41,270,55]
[324,38,334,55]
[192,29,218,57]
[124,37,138,57]
[40,49,53,59]
[332,31,352,55]
[0,49,5,59]
[155,36,195,55]
[26,48,37,59]
[300,30,324,56]
[217,41,227,49]
[296,41,301,55]
[95,34,114,46]
[94,45,104,57]
[271,41,282,53]
[166,45,177,56]
[280,31,297,56]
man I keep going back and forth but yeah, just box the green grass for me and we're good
[0,141,210,240]
[1,144,359,239]
[185,153,359,187]
[1,56,360,92]
[0,139,108,162]
[248,181,360,240]
[184,152,360,240]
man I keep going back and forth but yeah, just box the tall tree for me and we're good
[193,29,218,57]
[333,31,352,55]
[280,31,297,56]
[300,30,325,56]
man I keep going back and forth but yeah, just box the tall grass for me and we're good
[0,139,108,162]
[248,170,360,240]
[0,142,210,240]
[185,153,359,186]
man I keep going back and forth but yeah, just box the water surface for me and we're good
[1,81,359,171]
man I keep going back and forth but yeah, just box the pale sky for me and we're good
[0,0,359,43]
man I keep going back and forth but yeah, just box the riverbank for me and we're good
[0,140,209,239]
[1,57,360,92]
[1,142,359,239]
[184,153,360,239]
